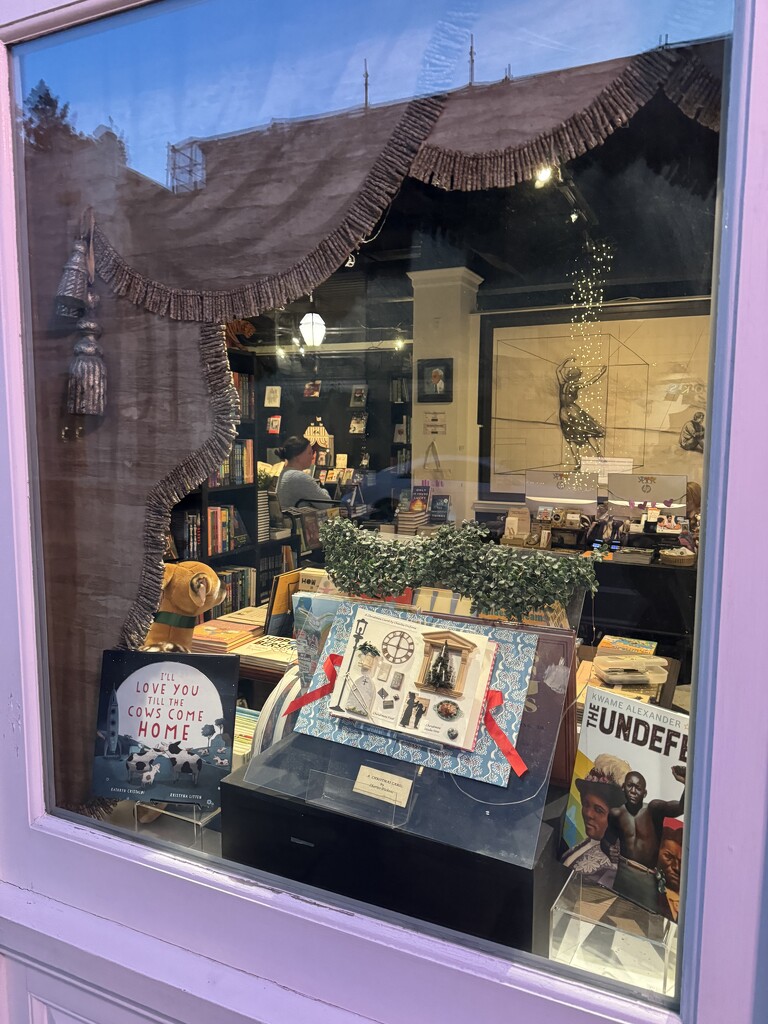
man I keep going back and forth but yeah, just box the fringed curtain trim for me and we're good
[662,51,721,131]
[93,96,445,323]
[118,322,238,649]
[410,49,720,192]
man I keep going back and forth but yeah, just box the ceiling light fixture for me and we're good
[534,166,554,188]
[299,312,326,347]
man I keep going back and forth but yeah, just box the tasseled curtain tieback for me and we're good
[56,208,107,417]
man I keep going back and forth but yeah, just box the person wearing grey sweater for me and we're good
[276,435,329,510]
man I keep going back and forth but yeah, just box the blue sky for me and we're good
[14,0,732,184]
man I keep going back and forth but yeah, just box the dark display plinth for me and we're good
[221,728,569,954]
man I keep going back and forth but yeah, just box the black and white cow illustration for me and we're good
[159,741,203,785]
[126,746,156,781]
[140,764,161,786]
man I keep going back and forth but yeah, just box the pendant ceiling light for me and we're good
[299,311,326,348]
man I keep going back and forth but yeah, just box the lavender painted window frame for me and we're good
[0,3,766,1024]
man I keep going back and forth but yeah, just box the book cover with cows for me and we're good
[91,650,239,810]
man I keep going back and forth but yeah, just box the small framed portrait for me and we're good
[417,359,453,403]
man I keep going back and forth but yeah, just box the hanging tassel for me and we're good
[55,236,89,320]
[67,309,106,416]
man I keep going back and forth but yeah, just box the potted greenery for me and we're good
[320,518,597,624]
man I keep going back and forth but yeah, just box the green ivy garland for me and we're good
[320,518,598,621]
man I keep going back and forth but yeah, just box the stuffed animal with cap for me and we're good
[143,561,224,651]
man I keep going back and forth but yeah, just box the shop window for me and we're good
[11,0,733,1006]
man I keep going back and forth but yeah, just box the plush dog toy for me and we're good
[143,561,225,651]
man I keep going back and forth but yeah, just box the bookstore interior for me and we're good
[15,13,725,1009]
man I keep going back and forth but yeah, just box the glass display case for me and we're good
[550,873,677,996]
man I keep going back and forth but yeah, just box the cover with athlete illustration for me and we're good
[561,685,688,919]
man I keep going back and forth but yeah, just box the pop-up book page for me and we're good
[295,601,539,787]
[326,608,495,751]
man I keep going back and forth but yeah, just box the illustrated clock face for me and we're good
[381,630,415,665]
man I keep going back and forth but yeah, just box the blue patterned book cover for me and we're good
[294,601,538,787]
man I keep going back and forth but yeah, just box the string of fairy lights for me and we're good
[565,238,613,481]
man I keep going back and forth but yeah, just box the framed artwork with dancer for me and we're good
[557,356,607,469]
[478,303,712,500]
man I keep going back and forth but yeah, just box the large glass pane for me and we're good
[12,0,733,1003]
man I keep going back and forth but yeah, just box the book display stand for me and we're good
[132,801,221,851]
[305,754,419,829]
[220,623,576,952]
[550,873,677,996]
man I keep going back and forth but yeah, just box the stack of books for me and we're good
[190,619,259,654]
[216,605,269,631]
[236,634,298,673]
[232,706,261,769]
[397,485,431,535]
[396,509,429,535]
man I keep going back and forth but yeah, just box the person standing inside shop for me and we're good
[276,436,329,510]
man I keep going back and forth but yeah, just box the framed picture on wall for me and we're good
[417,359,453,403]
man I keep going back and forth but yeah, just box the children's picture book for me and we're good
[325,468,339,484]
[295,600,539,786]
[264,385,281,408]
[350,384,368,408]
[335,453,348,469]
[304,380,322,399]
[349,413,368,434]
[317,469,328,484]
[267,415,282,434]
[561,685,688,920]
[92,650,239,809]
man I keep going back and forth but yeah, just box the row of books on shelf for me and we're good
[208,438,254,488]
[314,466,357,486]
[180,510,202,559]
[207,565,258,618]
[258,548,291,604]
[389,376,411,403]
[232,371,255,419]
[394,449,411,476]
[207,505,250,556]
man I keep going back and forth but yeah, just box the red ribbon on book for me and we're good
[283,653,343,717]
[484,689,528,777]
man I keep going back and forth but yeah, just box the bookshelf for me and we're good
[389,371,412,498]
[169,348,298,618]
